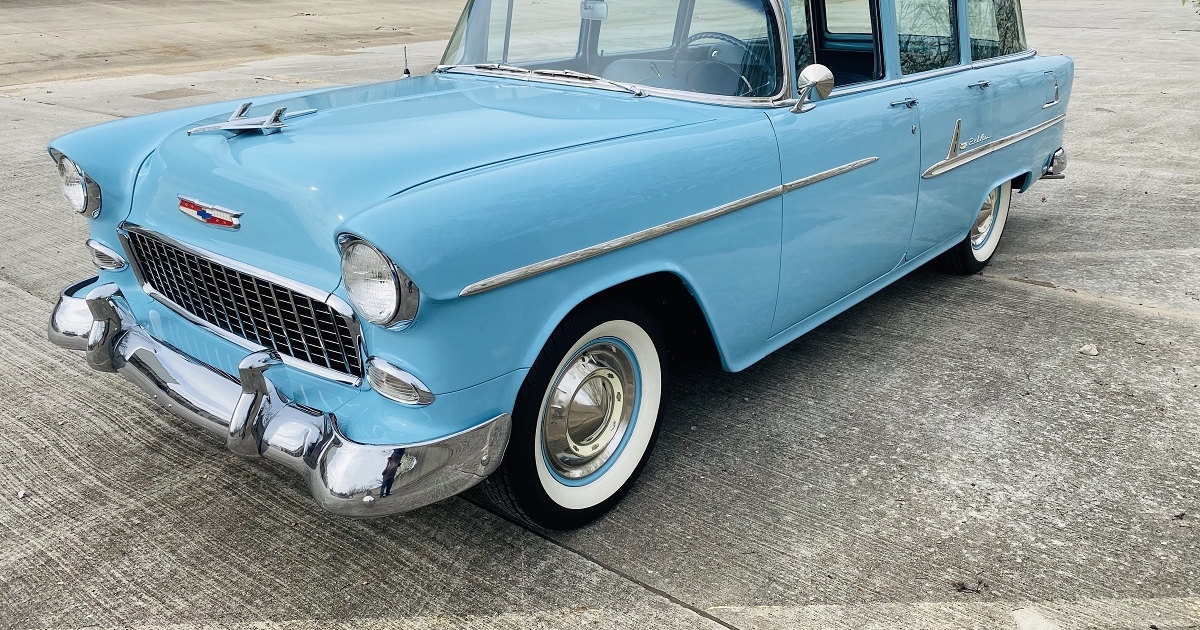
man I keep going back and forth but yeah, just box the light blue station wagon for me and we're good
[47,0,1071,529]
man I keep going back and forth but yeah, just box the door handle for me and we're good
[968,80,991,90]
[889,98,918,109]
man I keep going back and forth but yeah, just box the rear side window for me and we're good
[896,0,959,74]
[968,0,1027,60]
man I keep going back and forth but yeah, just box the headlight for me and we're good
[50,150,101,217]
[339,236,419,327]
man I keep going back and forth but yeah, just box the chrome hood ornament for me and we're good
[187,102,316,137]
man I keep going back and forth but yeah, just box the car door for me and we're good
[961,0,1061,156]
[768,0,921,335]
[889,0,993,259]
[900,0,1052,258]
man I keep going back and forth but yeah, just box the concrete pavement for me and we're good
[0,1,1197,629]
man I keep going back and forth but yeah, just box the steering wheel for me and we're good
[675,31,772,97]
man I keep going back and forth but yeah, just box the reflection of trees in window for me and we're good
[789,0,814,72]
[968,0,1026,60]
[995,0,1026,55]
[896,0,958,74]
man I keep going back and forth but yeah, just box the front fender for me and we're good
[343,112,785,394]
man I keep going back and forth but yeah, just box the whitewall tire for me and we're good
[941,180,1014,274]
[483,302,666,529]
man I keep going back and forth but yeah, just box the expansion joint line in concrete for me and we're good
[461,496,744,630]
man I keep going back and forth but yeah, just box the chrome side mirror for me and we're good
[792,64,835,113]
[580,0,608,21]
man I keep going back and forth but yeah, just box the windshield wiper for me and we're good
[436,63,531,75]
[436,64,645,97]
[471,63,532,74]
[532,69,645,96]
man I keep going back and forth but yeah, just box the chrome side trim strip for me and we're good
[826,49,1039,99]
[460,157,877,297]
[922,114,1066,179]
[782,157,878,193]
[461,187,783,297]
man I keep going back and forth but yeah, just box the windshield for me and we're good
[441,0,784,99]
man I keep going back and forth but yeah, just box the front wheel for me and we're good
[483,303,666,530]
[939,180,1013,274]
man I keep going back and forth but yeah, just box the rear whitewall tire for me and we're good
[940,180,1014,274]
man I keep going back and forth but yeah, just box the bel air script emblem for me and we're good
[959,133,991,151]
[179,196,242,229]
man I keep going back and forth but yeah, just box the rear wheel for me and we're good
[940,180,1013,274]
[483,302,666,530]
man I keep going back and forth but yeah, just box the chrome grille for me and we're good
[125,230,363,379]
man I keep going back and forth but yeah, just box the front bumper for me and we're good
[49,277,511,517]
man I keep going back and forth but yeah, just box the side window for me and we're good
[812,0,883,86]
[789,0,813,71]
[823,0,872,34]
[968,0,1027,60]
[895,0,959,74]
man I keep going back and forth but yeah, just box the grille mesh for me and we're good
[126,230,362,379]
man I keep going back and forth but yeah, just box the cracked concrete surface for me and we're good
[0,0,1197,629]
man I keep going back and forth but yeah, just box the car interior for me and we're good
[588,0,888,96]
[793,0,884,87]
[448,0,1027,98]
[448,0,905,98]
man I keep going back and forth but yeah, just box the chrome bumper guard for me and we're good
[1041,147,1067,180]
[49,279,511,517]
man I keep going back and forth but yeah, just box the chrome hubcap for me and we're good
[541,341,637,480]
[971,188,1000,249]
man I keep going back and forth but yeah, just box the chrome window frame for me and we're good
[438,0,797,109]
[822,47,1035,99]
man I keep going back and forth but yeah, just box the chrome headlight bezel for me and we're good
[49,149,102,218]
[338,234,419,328]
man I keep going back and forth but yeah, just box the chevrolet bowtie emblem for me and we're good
[178,196,242,229]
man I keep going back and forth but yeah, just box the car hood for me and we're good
[129,74,716,291]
